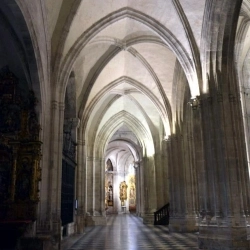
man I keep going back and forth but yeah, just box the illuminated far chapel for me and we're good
[1,0,250,249]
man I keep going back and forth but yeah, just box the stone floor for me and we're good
[62,214,199,250]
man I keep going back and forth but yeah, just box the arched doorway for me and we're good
[104,125,141,215]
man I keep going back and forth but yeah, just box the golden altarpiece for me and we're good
[0,68,42,233]
[119,181,128,206]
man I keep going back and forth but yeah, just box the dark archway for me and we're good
[61,72,77,237]
[0,1,42,249]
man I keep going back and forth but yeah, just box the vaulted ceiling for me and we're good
[47,0,205,162]
[3,0,247,170]
[0,0,248,184]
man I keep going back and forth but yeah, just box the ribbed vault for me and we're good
[46,1,207,165]
[46,1,207,217]
[56,8,200,102]
[46,1,208,157]
[90,111,154,158]
[105,138,141,170]
[2,1,250,248]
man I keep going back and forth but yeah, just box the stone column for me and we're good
[168,117,199,233]
[142,156,157,224]
[198,0,250,247]
[134,162,141,217]
[182,105,199,231]
[155,149,165,209]
[161,140,169,206]
[184,132,199,230]
[166,137,175,220]
[138,160,145,219]
[85,156,106,226]
[111,170,118,214]
[36,100,64,249]
[85,155,94,218]
[52,101,64,247]
[197,89,250,249]
[191,99,206,223]
[93,158,105,216]
[75,139,85,233]
[241,88,250,168]
[168,134,187,232]
[37,103,52,234]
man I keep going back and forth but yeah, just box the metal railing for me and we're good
[154,203,169,225]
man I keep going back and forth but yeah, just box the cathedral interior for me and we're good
[1,0,250,249]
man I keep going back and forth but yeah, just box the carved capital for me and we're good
[59,102,65,111]
[217,93,223,102]
[51,100,58,110]
[188,96,200,110]
[229,93,236,103]
[77,139,85,146]
[165,137,171,143]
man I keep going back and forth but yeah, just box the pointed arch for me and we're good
[0,0,43,112]
[55,7,200,103]
[92,111,154,158]
[81,76,170,135]
[76,37,173,126]
[14,0,49,112]
[106,138,141,162]
[106,159,114,171]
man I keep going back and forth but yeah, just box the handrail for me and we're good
[154,203,169,225]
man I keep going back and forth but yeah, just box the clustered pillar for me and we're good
[196,85,250,248]
[167,120,199,232]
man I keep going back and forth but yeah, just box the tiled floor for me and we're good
[62,214,198,250]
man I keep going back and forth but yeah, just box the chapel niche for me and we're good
[105,159,114,209]
[0,66,42,222]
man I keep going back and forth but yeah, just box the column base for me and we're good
[61,222,76,238]
[169,216,198,232]
[19,235,59,250]
[142,213,154,224]
[76,214,85,233]
[0,225,21,249]
[35,218,61,250]
[198,226,250,250]
[85,215,107,226]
